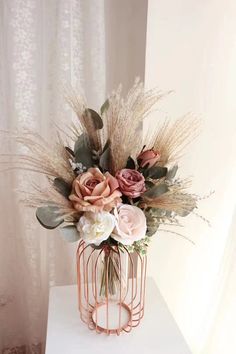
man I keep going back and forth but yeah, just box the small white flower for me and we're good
[69,159,86,173]
[77,211,115,246]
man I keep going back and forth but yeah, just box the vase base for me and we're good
[91,301,131,334]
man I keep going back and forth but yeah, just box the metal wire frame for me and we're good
[76,240,147,335]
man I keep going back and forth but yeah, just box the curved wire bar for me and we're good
[77,242,147,335]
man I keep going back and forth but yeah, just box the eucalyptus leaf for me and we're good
[166,165,178,180]
[100,99,109,115]
[36,206,63,229]
[99,140,111,171]
[53,177,71,198]
[74,133,93,168]
[142,183,168,199]
[145,180,155,189]
[144,166,167,179]
[86,108,103,129]
[146,224,160,237]
[126,156,136,169]
[59,225,80,242]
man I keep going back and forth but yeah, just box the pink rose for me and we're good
[111,204,147,245]
[69,167,122,212]
[137,149,161,168]
[115,169,146,198]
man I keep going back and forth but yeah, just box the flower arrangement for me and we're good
[2,79,206,256]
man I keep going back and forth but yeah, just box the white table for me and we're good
[46,277,192,354]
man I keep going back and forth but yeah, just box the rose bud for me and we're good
[137,149,161,168]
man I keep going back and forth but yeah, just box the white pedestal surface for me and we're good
[45,277,192,354]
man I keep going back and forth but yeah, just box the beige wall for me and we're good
[145,1,236,353]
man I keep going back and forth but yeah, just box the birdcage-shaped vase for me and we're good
[76,240,147,335]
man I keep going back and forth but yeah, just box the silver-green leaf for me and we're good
[74,133,93,168]
[99,140,111,171]
[36,206,64,229]
[142,183,169,199]
[100,99,109,115]
[166,165,178,180]
[59,225,80,242]
[53,177,71,198]
[86,109,103,129]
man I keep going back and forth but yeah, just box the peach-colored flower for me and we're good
[137,149,161,168]
[115,169,146,198]
[69,167,122,212]
[111,204,147,245]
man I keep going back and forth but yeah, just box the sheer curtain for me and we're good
[0,1,106,352]
[0,0,147,353]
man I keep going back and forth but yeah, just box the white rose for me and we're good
[77,211,115,246]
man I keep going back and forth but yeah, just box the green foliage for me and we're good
[99,140,111,171]
[53,177,71,198]
[142,183,168,199]
[86,108,103,129]
[59,225,80,242]
[74,133,93,168]
[142,165,167,179]
[166,165,178,180]
[125,237,151,255]
[36,206,64,229]
[100,99,109,115]
[126,156,136,169]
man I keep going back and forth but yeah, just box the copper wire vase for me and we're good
[76,240,147,335]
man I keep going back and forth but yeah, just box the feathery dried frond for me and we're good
[64,85,102,151]
[158,229,195,244]
[0,130,74,184]
[144,114,201,166]
[20,183,78,222]
[100,79,171,173]
[141,178,197,216]
[63,84,87,129]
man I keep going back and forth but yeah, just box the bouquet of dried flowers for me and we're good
[1,80,205,256]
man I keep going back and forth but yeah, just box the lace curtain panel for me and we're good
[0,0,106,352]
[0,0,147,353]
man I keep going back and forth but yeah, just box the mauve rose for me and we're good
[69,167,122,212]
[137,149,161,168]
[111,204,147,245]
[115,169,146,198]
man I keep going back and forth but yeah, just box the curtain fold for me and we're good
[0,1,106,352]
[0,1,147,352]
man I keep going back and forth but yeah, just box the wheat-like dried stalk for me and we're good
[144,114,201,166]
[0,130,74,184]
[63,84,87,130]
[64,85,102,151]
[158,229,195,245]
[100,79,170,173]
[141,178,197,215]
[20,182,78,222]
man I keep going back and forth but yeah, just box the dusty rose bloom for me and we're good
[111,204,147,245]
[115,169,146,198]
[69,167,122,212]
[137,149,161,168]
